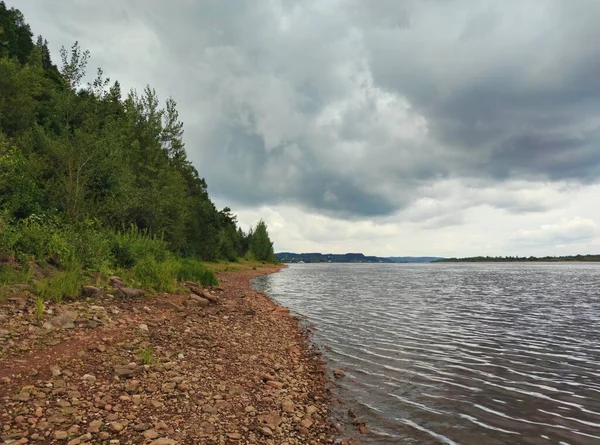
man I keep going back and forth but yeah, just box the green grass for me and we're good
[139,348,153,365]
[176,258,218,286]
[34,267,85,302]
[131,256,178,292]
[0,263,33,285]
[34,296,44,323]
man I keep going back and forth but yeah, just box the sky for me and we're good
[16,0,600,257]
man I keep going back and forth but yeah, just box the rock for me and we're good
[114,364,138,378]
[87,420,102,433]
[54,431,69,440]
[257,412,282,429]
[109,276,126,288]
[81,285,101,297]
[300,418,313,428]
[282,399,295,413]
[115,287,145,298]
[138,323,149,332]
[124,380,140,393]
[188,285,218,303]
[14,392,30,401]
[43,311,78,330]
[187,295,210,307]
[143,429,159,439]
[50,365,61,377]
[333,368,345,378]
[149,439,176,445]
[109,422,124,432]
[306,405,318,416]
[227,432,242,439]
[266,380,284,389]
[259,427,273,437]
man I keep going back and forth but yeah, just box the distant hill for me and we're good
[435,255,600,262]
[275,252,443,263]
[385,256,444,263]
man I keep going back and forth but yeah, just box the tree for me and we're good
[249,220,275,262]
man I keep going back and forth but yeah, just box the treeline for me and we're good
[435,255,600,263]
[0,1,275,294]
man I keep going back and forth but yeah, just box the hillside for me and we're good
[276,252,442,263]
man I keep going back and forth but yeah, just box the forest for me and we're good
[0,2,275,298]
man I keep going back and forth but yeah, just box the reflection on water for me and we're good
[252,263,600,444]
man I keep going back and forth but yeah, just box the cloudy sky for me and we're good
[18,0,600,257]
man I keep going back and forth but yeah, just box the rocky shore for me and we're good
[0,265,351,444]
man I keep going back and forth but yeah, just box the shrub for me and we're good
[132,256,178,292]
[35,267,85,302]
[112,225,170,268]
[176,258,218,286]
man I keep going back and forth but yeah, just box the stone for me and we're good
[257,412,282,429]
[115,287,145,298]
[149,439,176,445]
[114,364,138,378]
[54,431,69,440]
[81,285,101,297]
[87,420,103,433]
[109,422,124,432]
[143,429,159,439]
[187,295,210,307]
[306,405,318,416]
[300,418,313,429]
[14,392,30,401]
[259,427,273,437]
[266,380,284,389]
[138,323,149,332]
[282,399,295,413]
[43,311,78,330]
[50,365,62,377]
[109,276,126,288]
[333,368,345,378]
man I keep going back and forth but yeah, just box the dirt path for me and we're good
[0,265,349,444]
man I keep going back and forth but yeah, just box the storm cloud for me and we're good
[16,0,600,254]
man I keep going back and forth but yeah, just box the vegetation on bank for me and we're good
[434,254,600,263]
[0,2,276,301]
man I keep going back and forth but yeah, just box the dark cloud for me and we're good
[17,0,600,219]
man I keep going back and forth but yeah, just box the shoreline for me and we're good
[0,265,348,444]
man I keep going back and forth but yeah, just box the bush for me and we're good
[112,225,170,268]
[176,258,218,286]
[132,256,178,292]
[35,267,85,302]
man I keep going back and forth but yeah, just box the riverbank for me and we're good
[0,265,347,444]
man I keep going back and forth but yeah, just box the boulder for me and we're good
[114,287,145,298]
[187,295,210,307]
[109,276,126,288]
[81,285,101,297]
[43,310,78,330]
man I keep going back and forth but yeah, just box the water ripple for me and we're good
[252,263,600,444]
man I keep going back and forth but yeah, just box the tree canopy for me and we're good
[0,1,275,265]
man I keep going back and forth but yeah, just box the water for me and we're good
[252,263,600,444]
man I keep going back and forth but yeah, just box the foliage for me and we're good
[139,348,153,365]
[34,296,44,323]
[112,225,169,268]
[131,256,178,292]
[35,267,85,302]
[176,258,218,286]
[248,220,275,262]
[0,2,277,295]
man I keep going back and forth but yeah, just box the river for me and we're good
[252,263,600,444]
